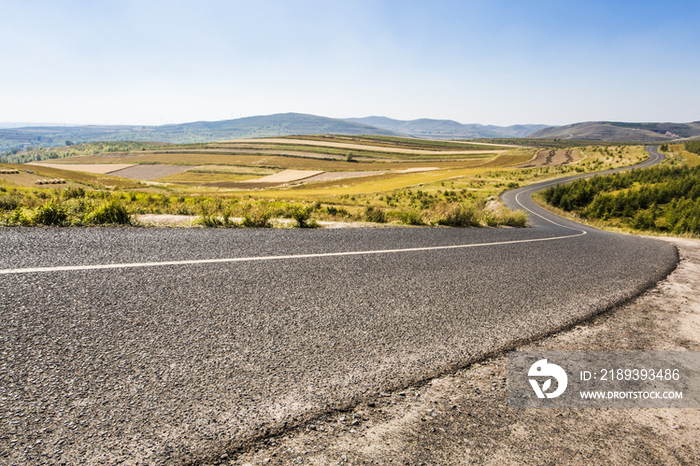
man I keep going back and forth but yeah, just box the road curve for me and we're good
[502,145,666,229]
[0,147,679,464]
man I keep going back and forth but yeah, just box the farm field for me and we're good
[518,149,583,168]
[27,162,136,174]
[107,164,194,180]
[228,137,510,154]
[0,136,653,228]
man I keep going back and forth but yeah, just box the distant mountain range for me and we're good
[0,114,400,151]
[345,117,549,139]
[1,113,699,151]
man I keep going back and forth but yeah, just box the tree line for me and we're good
[686,141,700,155]
[542,164,700,234]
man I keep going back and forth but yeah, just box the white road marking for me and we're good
[515,188,586,231]
[0,232,585,275]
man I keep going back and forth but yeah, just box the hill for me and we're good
[345,117,549,139]
[530,121,700,142]
[0,113,402,151]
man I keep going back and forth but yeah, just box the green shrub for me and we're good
[33,199,69,226]
[480,211,498,227]
[499,209,528,227]
[62,187,86,200]
[3,207,33,226]
[241,209,271,228]
[399,210,424,225]
[437,205,479,227]
[631,209,656,230]
[86,200,132,225]
[0,194,21,211]
[686,141,700,155]
[194,214,222,227]
[175,203,193,215]
[221,209,239,227]
[480,207,528,227]
[290,204,318,228]
[364,206,386,223]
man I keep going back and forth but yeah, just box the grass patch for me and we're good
[86,200,132,225]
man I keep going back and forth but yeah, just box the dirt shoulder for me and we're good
[231,237,700,466]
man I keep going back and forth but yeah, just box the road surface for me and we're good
[0,147,678,464]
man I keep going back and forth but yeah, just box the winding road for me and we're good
[0,146,678,464]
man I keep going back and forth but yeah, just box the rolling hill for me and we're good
[529,121,700,142]
[0,113,402,151]
[3,113,700,152]
[345,117,549,139]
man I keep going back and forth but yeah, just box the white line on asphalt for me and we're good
[514,188,585,231]
[0,232,586,275]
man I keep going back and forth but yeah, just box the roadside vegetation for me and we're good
[0,184,527,228]
[541,160,700,236]
[0,187,133,226]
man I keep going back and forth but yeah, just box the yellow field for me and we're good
[155,172,261,184]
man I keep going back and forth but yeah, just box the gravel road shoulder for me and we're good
[232,237,700,466]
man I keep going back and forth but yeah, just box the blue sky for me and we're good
[2,0,699,126]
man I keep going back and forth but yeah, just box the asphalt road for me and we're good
[0,147,679,464]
